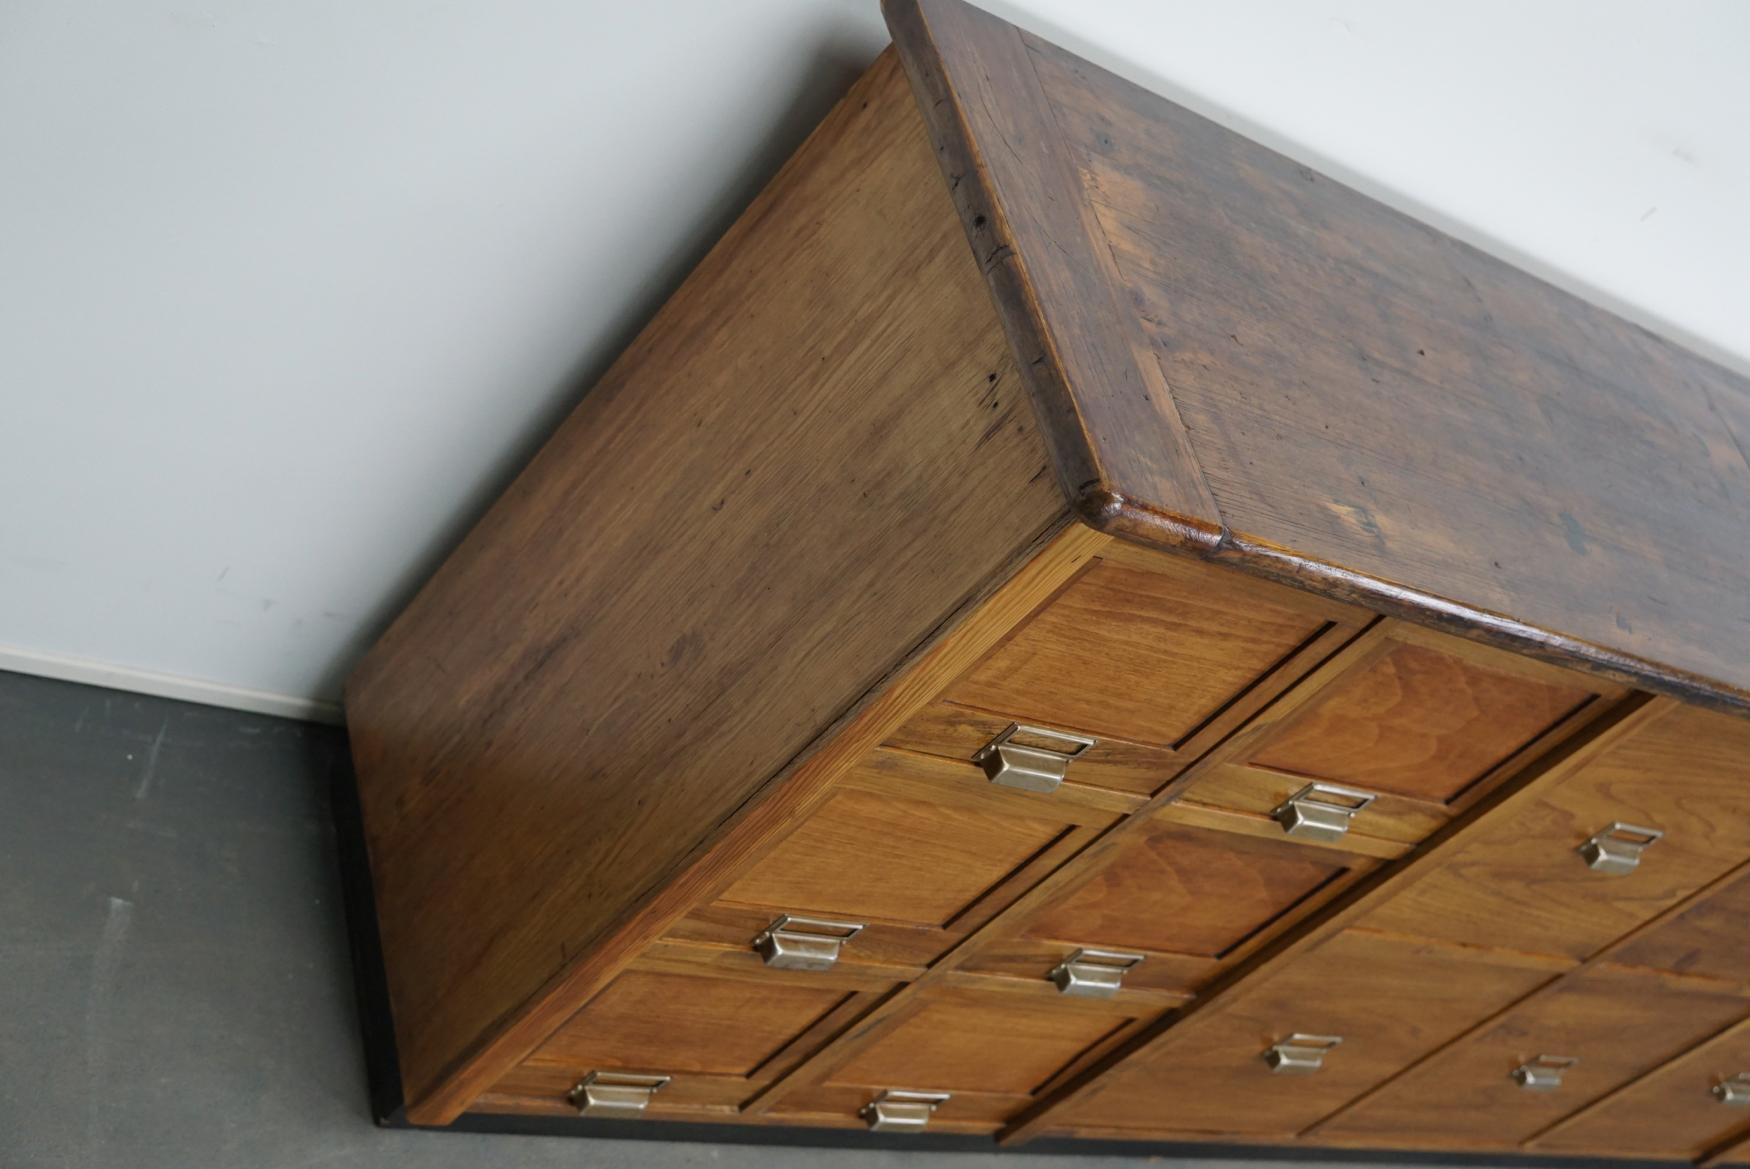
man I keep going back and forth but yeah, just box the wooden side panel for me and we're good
[344,49,1069,1117]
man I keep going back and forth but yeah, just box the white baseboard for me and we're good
[0,643,344,724]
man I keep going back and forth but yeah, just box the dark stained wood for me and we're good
[887,0,1750,715]
[344,48,1073,1122]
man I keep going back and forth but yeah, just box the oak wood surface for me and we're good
[346,47,1077,1120]
[887,0,1750,714]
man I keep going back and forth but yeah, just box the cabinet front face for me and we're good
[1050,931,1558,1138]
[1359,703,1750,961]
[1319,965,1750,1149]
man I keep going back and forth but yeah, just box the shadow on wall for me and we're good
[312,36,885,705]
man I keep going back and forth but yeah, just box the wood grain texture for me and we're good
[1534,1014,1750,1160]
[946,554,1335,748]
[1318,965,1750,1148]
[345,49,1073,1121]
[1051,930,1559,1138]
[887,0,1750,714]
[1609,862,1750,983]
[1361,703,1750,960]
[1019,821,1355,959]
[1249,641,1594,802]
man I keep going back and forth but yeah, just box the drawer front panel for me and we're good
[1247,638,1596,804]
[494,962,878,1113]
[939,552,1350,752]
[1176,626,1621,850]
[1359,704,1750,961]
[1009,819,1368,974]
[887,701,1180,797]
[1320,965,1750,1148]
[1054,931,1557,1136]
[1536,1017,1750,1159]
[1608,863,1750,983]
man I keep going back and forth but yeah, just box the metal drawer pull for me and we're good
[1049,947,1146,998]
[1512,1055,1578,1091]
[569,1071,671,1115]
[860,1089,951,1132]
[1578,822,1663,875]
[1272,782,1377,842]
[973,723,1096,793]
[752,914,865,971]
[1263,1033,1343,1074]
[1714,1074,1750,1106]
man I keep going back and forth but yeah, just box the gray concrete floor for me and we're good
[0,668,1408,1168]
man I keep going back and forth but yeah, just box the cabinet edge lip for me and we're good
[377,1104,1693,1167]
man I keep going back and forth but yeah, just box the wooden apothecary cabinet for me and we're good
[342,0,1750,1161]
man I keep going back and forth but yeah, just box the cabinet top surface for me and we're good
[886,0,1750,713]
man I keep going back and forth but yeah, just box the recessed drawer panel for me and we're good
[890,550,1366,800]
[1535,1016,1750,1160]
[701,747,1120,968]
[489,960,879,1115]
[1359,703,1750,961]
[1320,965,1750,1149]
[1052,931,1557,1137]
[765,984,1142,1133]
[958,811,1380,995]
[1175,625,1620,849]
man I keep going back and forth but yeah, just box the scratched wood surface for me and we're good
[344,47,1068,1121]
[889,0,1750,713]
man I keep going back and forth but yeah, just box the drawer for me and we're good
[694,747,1123,969]
[1360,702,1750,961]
[1319,964,1750,1149]
[771,983,1143,1132]
[1535,1015,1750,1160]
[1175,624,1621,848]
[487,955,886,1116]
[889,546,1368,796]
[1049,930,1558,1138]
[1608,862,1750,983]
[957,808,1383,996]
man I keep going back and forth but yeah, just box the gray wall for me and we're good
[0,669,1427,1168]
